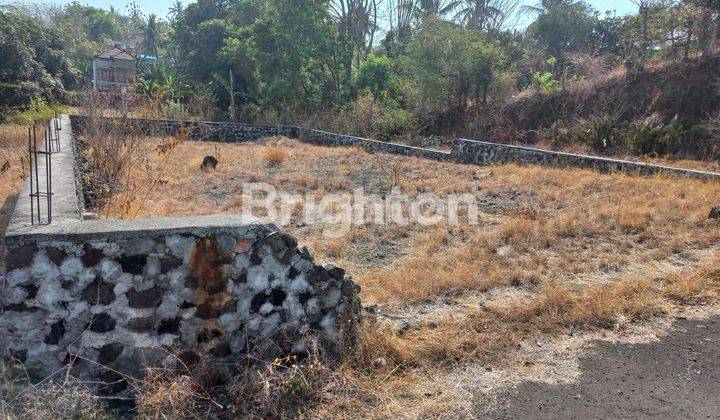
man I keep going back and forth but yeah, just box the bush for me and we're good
[263,146,288,167]
[584,116,626,151]
[371,105,417,141]
[627,116,711,157]
[537,115,715,159]
[164,100,191,120]
[332,95,418,142]
[0,98,64,125]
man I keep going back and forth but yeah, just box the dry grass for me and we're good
[263,145,289,167]
[74,135,720,416]
[0,124,30,273]
[357,269,703,371]
[100,136,720,306]
[0,379,109,419]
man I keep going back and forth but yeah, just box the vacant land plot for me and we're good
[82,136,720,416]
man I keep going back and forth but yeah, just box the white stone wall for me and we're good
[1,228,359,395]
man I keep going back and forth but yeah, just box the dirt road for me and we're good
[483,316,720,419]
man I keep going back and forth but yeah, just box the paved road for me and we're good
[484,316,720,419]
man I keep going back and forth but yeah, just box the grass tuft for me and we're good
[263,146,288,167]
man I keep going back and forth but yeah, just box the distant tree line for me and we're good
[1,0,719,138]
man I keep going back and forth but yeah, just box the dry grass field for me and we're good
[0,125,29,273]
[79,135,720,416]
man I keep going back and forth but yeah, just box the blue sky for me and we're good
[9,0,639,25]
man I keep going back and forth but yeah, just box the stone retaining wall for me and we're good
[2,116,359,397]
[2,219,359,393]
[452,138,720,181]
[300,128,453,161]
[69,115,298,142]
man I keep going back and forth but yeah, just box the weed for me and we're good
[263,146,288,167]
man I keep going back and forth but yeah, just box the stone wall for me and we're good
[2,116,359,396]
[2,219,359,394]
[452,138,720,181]
[69,115,298,142]
[300,128,453,161]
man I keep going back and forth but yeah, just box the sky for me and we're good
[7,0,639,26]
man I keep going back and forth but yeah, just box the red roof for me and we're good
[95,47,138,61]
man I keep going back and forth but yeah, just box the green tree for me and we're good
[143,14,159,58]
[0,10,78,107]
[400,18,505,124]
[252,0,350,115]
[351,54,399,101]
[525,0,598,62]
[168,0,184,22]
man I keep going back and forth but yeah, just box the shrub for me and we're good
[0,98,64,125]
[536,115,715,159]
[583,116,626,151]
[263,146,288,167]
[332,95,417,142]
[371,104,417,142]
[627,116,711,157]
[164,100,191,120]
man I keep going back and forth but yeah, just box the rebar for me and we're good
[28,127,34,224]
[27,125,55,225]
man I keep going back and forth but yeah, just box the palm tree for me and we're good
[414,0,461,19]
[143,14,159,59]
[454,0,520,31]
[168,1,183,21]
[520,0,581,16]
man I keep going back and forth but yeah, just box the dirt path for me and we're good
[482,315,720,419]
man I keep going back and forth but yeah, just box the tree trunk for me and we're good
[229,70,236,122]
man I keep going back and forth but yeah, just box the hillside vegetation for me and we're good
[498,55,720,159]
[1,1,720,160]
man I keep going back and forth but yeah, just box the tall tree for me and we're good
[413,0,460,19]
[143,14,159,58]
[455,0,521,31]
[401,18,504,122]
[0,10,78,107]
[168,1,184,22]
[525,0,598,62]
[630,0,657,67]
[382,0,415,57]
[253,0,350,114]
[329,0,380,82]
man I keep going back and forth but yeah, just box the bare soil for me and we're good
[483,313,720,419]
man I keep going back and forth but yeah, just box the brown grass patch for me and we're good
[0,124,30,273]
[100,137,720,307]
[263,146,288,167]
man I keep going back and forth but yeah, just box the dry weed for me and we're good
[263,146,288,167]
[0,379,108,419]
[0,124,30,272]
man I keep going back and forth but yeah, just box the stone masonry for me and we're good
[2,222,359,393]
